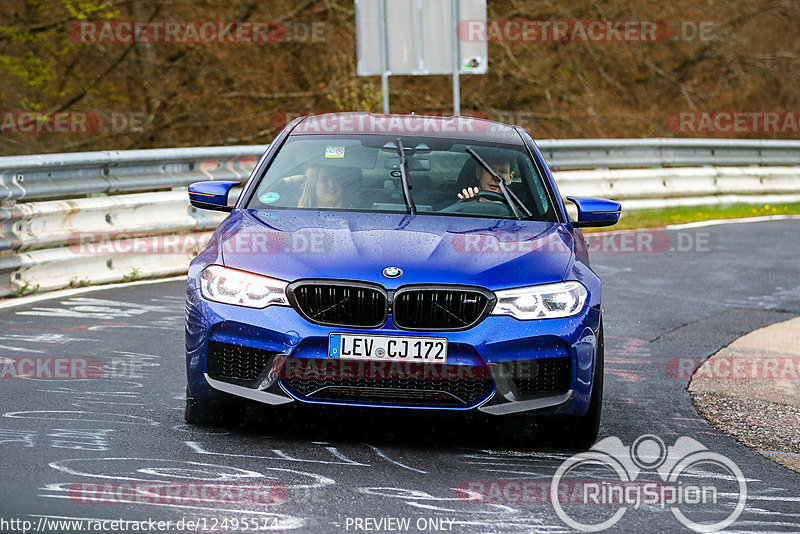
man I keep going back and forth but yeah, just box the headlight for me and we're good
[199,265,289,308]
[492,281,588,320]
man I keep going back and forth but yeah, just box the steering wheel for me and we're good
[440,190,514,215]
[458,190,507,203]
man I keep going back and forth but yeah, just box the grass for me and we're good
[122,267,142,282]
[584,201,800,232]
[13,282,39,297]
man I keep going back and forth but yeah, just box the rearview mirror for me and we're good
[384,157,431,171]
[188,180,241,212]
[566,196,621,228]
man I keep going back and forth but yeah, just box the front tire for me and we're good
[539,321,604,449]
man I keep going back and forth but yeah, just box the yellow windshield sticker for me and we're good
[325,146,345,158]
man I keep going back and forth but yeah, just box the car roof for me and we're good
[289,112,525,145]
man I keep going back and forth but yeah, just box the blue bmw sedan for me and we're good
[185,113,620,448]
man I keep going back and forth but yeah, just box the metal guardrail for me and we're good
[0,146,263,296]
[538,138,800,169]
[0,145,264,203]
[1,138,799,297]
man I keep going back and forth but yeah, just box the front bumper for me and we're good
[186,289,601,417]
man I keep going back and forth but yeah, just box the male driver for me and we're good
[457,155,515,199]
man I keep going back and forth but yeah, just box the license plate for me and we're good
[329,333,447,363]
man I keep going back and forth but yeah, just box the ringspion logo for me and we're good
[551,434,747,532]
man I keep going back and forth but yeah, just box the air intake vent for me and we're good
[512,357,571,396]
[281,358,493,406]
[206,340,278,386]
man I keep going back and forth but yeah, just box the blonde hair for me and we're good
[298,165,344,208]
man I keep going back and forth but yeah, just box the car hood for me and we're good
[218,210,574,289]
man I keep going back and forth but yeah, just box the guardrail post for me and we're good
[1,198,18,258]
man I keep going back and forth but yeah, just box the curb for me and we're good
[689,316,800,473]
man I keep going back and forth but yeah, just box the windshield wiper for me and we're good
[396,138,417,215]
[465,148,532,220]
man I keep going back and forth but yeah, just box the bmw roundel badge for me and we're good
[382,266,403,278]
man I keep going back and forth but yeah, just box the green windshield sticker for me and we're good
[259,192,280,203]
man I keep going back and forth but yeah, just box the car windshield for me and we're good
[246,134,557,221]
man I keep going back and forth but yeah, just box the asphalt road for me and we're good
[1,218,799,533]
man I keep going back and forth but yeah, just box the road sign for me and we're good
[355,0,487,114]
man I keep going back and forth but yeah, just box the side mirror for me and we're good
[566,196,621,228]
[188,181,240,212]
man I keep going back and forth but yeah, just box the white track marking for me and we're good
[364,444,427,474]
[185,441,368,466]
[666,214,800,230]
[0,276,185,310]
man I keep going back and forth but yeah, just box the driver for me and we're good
[298,165,349,208]
[457,155,515,200]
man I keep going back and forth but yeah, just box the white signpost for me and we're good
[355,0,488,115]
